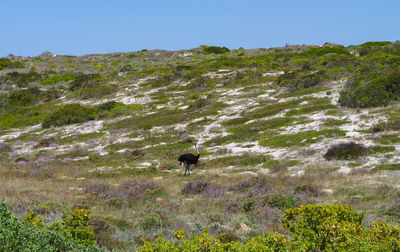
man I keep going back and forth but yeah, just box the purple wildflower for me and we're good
[87,138,98,144]
[62,158,72,163]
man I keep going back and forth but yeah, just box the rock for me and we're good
[240,223,251,232]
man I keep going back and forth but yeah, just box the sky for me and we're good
[1,0,400,57]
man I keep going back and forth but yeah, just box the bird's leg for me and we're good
[188,165,190,176]
[184,163,188,176]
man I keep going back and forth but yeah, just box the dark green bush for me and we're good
[0,201,101,251]
[7,88,41,107]
[360,41,392,47]
[0,58,24,70]
[42,104,97,128]
[96,101,120,111]
[356,41,392,56]
[324,142,370,160]
[300,46,350,57]
[76,84,115,99]
[202,46,230,54]
[68,73,103,91]
[5,71,42,87]
[339,72,400,108]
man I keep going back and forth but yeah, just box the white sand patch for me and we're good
[262,71,284,77]
[338,167,352,174]
[60,120,104,137]
[207,142,287,160]
[174,123,188,131]
[257,89,276,99]
[220,88,244,97]
[0,124,41,141]
[281,120,323,135]
[119,95,151,105]
[179,105,189,110]
[136,76,157,85]
[142,142,166,149]
[151,126,166,134]
[203,70,234,79]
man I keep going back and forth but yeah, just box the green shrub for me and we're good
[202,46,230,54]
[0,58,24,70]
[40,73,76,86]
[88,153,102,162]
[360,41,392,47]
[42,104,97,128]
[7,88,39,107]
[278,70,327,90]
[140,204,400,251]
[49,208,97,246]
[324,142,370,160]
[5,71,42,87]
[356,41,392,56]
[68,73,103,91]
[339,72,400,108]
[0,201,101,251]
[300,46,350,57]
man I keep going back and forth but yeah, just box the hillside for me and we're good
[1,42,400,250]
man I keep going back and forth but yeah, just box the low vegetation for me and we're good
[324,142,370,160]
[141,204,400,251]
[0,41,400,250]
[42,104,97,128]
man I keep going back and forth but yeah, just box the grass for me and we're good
[378,134,400,145]
[285,98,337,116]
[259,129,346,148]
[375,164,400,171]
[277,86,330,98]
[242,98,306,119]
[322,118,350,127]
[204,154,271,169]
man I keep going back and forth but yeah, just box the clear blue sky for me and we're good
[1,0,399,57]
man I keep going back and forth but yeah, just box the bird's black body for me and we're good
[178,144,200,176]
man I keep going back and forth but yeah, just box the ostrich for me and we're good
[178,143,200,176]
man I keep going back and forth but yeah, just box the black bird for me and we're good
[178,143,200,176]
